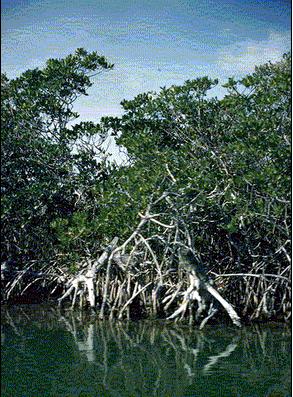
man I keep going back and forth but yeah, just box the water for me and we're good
[1,305,291,397]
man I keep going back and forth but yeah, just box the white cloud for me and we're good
[217,31,291,76]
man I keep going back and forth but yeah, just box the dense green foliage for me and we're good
[97,55,290,317]
[1,49,113,268]
[1,50,291,319]
[100,53,291,251]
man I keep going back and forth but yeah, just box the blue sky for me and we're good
[2,0,291,123]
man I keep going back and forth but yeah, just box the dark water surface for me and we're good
[1,305,291,397]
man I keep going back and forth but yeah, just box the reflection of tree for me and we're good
[1,325,5,345]
[202,339,238,374]
[1,307,291,397]
[58,311,96,362]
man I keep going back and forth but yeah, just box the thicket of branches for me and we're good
[1,50,291,325]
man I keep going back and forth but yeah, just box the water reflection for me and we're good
[1,306,291,397]
[58,312,96,363]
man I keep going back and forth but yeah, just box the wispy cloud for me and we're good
[217,31,291,76]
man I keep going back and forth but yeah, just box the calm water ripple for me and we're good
[1,305,291,397]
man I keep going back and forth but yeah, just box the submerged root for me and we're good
[2,195,290,325]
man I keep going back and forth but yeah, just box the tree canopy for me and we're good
[1,50,291,322]
[1,49,113,268]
